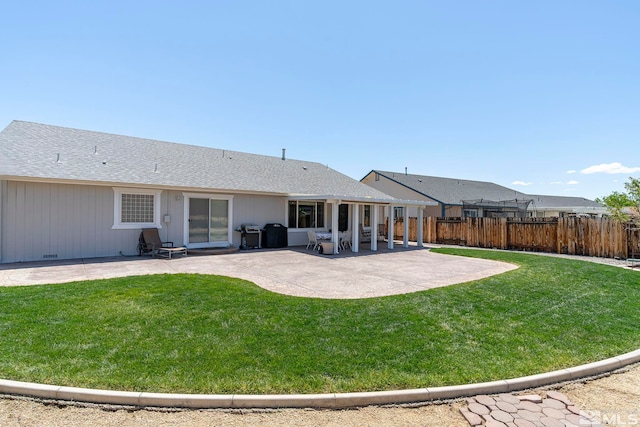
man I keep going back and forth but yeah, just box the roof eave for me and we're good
[288,194,437,206]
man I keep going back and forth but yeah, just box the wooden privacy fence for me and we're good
[391,217,640,260]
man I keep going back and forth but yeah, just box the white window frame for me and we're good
[182,192,234,248]
[112,187,162,229]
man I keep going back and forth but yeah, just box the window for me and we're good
[393,206,404,218]
[363,205,371,227]
[288,201,325,229]
[113,188,162,229]
[338,204,349,232]
[463,209,478,218]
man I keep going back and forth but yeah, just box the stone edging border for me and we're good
[1,348,639,409]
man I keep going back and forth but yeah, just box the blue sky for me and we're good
[2,1,639,201]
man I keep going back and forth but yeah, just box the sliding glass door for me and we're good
[184,194,233,248]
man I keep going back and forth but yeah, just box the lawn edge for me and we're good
[2,348,639,409]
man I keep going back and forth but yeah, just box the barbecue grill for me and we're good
[240,224,261,249]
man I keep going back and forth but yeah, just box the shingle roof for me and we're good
[1,121,395,201]
[370,170,604,210]
[372,170,529,205]
[527,194,603,209]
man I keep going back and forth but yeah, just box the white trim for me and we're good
[182,193,234,249]
[287,194,436,206]
[112,187,162,230]
[287,199,327,230]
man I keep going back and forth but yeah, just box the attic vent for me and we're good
[43,254,58,259]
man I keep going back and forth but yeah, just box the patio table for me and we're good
[315,232,332,241]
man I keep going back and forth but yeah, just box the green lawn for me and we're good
[0,248,638,394]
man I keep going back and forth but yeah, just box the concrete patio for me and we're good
[0,245,517,299]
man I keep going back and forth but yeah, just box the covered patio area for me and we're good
[287,195,438,255]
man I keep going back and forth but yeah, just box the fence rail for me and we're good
[391,217,640,260]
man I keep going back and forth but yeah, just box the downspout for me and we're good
[441,204,446,217]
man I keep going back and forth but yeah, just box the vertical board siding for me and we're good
[3,181,140,263]
[394,216,635,260]
[2,183,292,263]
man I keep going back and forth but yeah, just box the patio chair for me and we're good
[138,228,187,259]
[339,231,352,250]
[306,230,320,250]
[359,224,371,243]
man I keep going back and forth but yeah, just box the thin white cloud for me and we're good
[566,170,577,174]
[512,181,533,186]
[580,162,640,174]
[567,180,580,185]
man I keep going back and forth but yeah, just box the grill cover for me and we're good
[261,223,288,248]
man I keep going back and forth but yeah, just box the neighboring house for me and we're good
[0,121,431,263]
[361,170,605,219]
[362,170,532,218]
[526,194,606,218]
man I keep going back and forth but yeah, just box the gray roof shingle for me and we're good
[1,121,395,201]
[372,170,529,205]
[527,194,603,209]
[370,170,603,209]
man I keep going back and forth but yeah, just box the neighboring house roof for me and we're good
[0,121,400,203]
[369,170,529,205]
[366,170,604,212]
[527,194,605,212]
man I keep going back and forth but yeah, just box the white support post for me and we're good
[331,202,339,254]
[417,207,424,248]
[371,205,378,251]
[403,205,409,248]
[352,203,360,253]
[388,205,395,249]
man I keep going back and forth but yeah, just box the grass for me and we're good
[0,248,639,394]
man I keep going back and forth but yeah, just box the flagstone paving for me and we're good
[460,390,599,426]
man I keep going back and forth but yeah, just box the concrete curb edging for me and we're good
[1,348,639,409]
